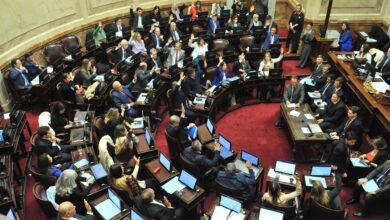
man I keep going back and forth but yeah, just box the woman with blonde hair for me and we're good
[104,107,131,139]
[128,31,147,54]
[78,58,97,87]
[115,134,138,164]
[258,48,284,77]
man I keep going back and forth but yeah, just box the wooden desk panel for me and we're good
[172,185,206,211]
[145,159,178,184]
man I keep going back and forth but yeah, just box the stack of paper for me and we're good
[289,110,301,117]
[162,176,185,194]
[304,114,314,120]
[211,206,230,220]
[350,158,370,168]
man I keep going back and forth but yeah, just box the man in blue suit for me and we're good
[23,52,43,78]
[149,26,165,51]
[183,140,221,175]
[208,14,220,35]
[216,161,256,202]
[262,26,280,51]
[111,81,138,117]
[9,58,32,94]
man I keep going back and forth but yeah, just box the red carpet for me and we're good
[282,60,312,76]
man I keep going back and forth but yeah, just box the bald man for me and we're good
[57,200,95,220]
[111,81,138,117]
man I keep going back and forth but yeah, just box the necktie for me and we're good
[155,35,160,48]
[20,70,30,87]
[175,51,179,65]
[291,87,295,102]
[322,83,331,95]
[343,119,353,135]
[213,22,216,33]
[376,167,390,187]
[380,58,389,72]
[122,48,125,61]
[271,35,274,44]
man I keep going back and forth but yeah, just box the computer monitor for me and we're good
[206,119,214,134]
[108,188,121,209]
[215,28,226,36]
[145,128,151,145]
[220,194,242,213]
[220,10,230,18]
[241,150,259,166]
[220,146,233,159]
[218,135,231,151]
[274,160,296,175]
[6,208,16,220]
[179,170,197,190]
[159,152,171,172]
[311,165,332,177]
[258,207,284,220]
[269,68,283,77]
[95,188,121,220]
[90,163,108,181]
[130,209,145,220]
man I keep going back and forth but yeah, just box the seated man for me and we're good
[113,18,125,38]
[59,72,78,104]
[346,160,390,218]
[132,62,152,91]
[233,53,252,77]
[311,74,335,105]
[9,58,32,94]
[114,39,130,63]
[333,77,344,98]
[329,131,357,177]
[111,81,138,117]
[377,47,390,83]
[147,48,164,73]
[302,55,324,92]
[314,64,332,90]
[262,26,280,51]
[247,13,263,33]
[183,140,221,176]
[134,188,186,220]
[182,67,202,100]
[165,22,182,42]
[149,26,165,51]
[23,52,43,78]
[216,161,256,202]
[57,200,96,220]
[36,126,72,163]
[316,92,345,130]
[166,106,193,146]
[329,106,362,143]
[208,14,220,35]
[164,40,185,68]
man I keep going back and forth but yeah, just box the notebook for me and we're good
[274,160,296,175]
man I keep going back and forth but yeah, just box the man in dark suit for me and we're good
[114,39,130,63]
[318,74,335,104]
[149,25,165,51]
[314,64,331,90]
[147,48,164,72]
[165,22,182,42]
[333,77,344,98]
[208,14,220,35]
[183,140,221,175]
[283,76,305,106]
[23,52,43,78]
[182,67,202,100]
[330,132,357,178]
[113,18,125,38]
[377,47,390,83]
[130,6,145,30]
[316,92,346,130]
[233,53,252,76]
[347,160,390,218]
[132,62,152,91]
[166,106,193,146]
[9,58,32,94]
[57,201,96,220]
[111,81,138,117]
[36,126,72,163]
[216,161,256,202]
[59,72,77,104]
[329,106,362,142]
[305,55,324,92]
[134,188,186,220]
[262,26,280,51]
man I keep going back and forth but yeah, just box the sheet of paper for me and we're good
[366,37,377,43]
[228,211,245,220]
[115,31,123,37]
[304,114,314,120]
[162,176,185,194]
[308,92,320,99]
[31,75,40,85]
[287,103,296,109]
[94,75,104,81]
[64,55,72,60]
[301,127,311,134]
[301,77,315,86]
[350,158,370,168]
[289,110,300,117]
[211,206,230,220]
[371,81,389,93]
[362,179,380,193]
[3,113,10,120]
[360,31,368,37]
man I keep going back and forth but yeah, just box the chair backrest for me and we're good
[106,46,117,66]
[30,166,57,188]
[72,67,82,86]
[61,35,80,53]
[93,116,106,140]
[166,89,178,116]
[214,178,243,201]
[32,183,57,219]
[179,153,202,178]
[213,39,229,51]
[263,200,296,220]
[107,177,134,206]
[309,201,346,220]
[164,130,183,159]
[240,35,255,48]
[192,25,204,34]
[85,29,97,51]
[44,43,66,64]
[30,132,39,152]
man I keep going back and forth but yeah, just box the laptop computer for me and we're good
[241,150,259,166]
[90,163,108,181]
[6,208,17,220]
[258,207,284,220]
[220,194,242,213]
[188,126,198,140]
[274,160,296,175]
[74,158,89,169]
[179,169,197,190]
[95,188,122,220]
[207,118,214,134]
[74,111,88,122]
[268,68,283,77]
[70,127,85,143]
[304,175,327,188]
[197,118,214,144]
[159,152,172,172]
[311,165,332,177]
[220,10,230,18]
[218,135,233,159]
[130,209,145,220]
[145,128,152,145]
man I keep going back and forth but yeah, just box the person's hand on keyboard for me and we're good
[245,161,252,170]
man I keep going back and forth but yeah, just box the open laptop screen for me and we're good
[311,165,332,177]
[6,208,16,220]
[131,209,145,220]
[206,119,214,134]
[241,150,259,166]
[258,207,284,220]
[179,170,197,190]
[159,152,171,172]
[108,188,121,209]
[188,126,197,140]
[145,129,151,145]
[220,194,242,213]
[274,160,296,175]
[218,135,231,150]
[90,163,107,180]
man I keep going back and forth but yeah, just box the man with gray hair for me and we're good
[216,161,256,202]
[111,81,138,117]
[114,39,130,63]
[166,105,194,146]
[57,200,96,220]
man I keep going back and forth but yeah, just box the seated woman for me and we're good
[114,135,138,165]
[262,174,301,206]
[302,173,343,219]
[50,102,71,134]
[359,136,389,169]
[55,169,92,216]
[356,44,373,64]
[110,160,153,197]
[104,107,131,140]
[258,49,284,77]
[226,15,241,31]
[339,22,353,52]
[128,32,147,54]
[188,34,208,74]
[77,59,97,88]
[36,153,64,178]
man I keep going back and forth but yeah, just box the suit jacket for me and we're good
[23,60,41,77]
[216,169,256,201]
[262,32,280,50]
[112,85,135,110]
[311,64,323,81]
[283,84,305,104]
[233,60,252,75]
[9,67,31,91]
[134,197,176,220]
[149,33,165,49]
[36,138,60,157]
[334,118,362,137]
[147,57,164,71]
[182,74,202,99]
[130,8,145,29]
[377,56,390,74]
[319,82,334,103]
[208,19,220,34]
[166,116,189,145]
[165,28,182,42]
[183,147,219,170]
[314,73,328,90]
[164,47,185,68]
[330,140,350,174]
[57,213,96,220]
[133,68,151,91]
[321,100,345,127]
[59,81,76,103]
[265,21,278,32]
[55,187,89,216]
[365,160,390,198]
[114,47,130,63]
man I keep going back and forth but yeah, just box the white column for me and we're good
[268,0,276,17]
[226,0,234,12]
[0,71,12,112]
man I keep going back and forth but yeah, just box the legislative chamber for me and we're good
[0,0,389,219]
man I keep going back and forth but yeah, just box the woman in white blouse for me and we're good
[357,44,372,64]
[258,48,284,77]
[189,34,209,73]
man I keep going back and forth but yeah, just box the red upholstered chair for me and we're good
[33,183,57,219]
[213,39,229,51]
[44,43,66,65]
[308,201,347,220]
